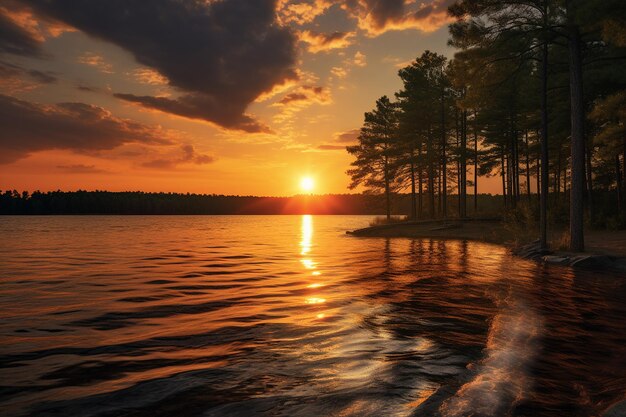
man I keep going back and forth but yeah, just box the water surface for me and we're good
[1,215,625,416]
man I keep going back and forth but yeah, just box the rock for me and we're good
[602,400,626,417]
[569,255,615,269]
[429,223,462,231]
[542,255,570,265]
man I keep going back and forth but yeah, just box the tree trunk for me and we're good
[568,22,585,252]
[540,18,549,250]
[427,127,435,218]
[556,149,561,197]
[460,109,467,218]
[455,109,461,218]
[418,144,423,218]
[623,138,626,213]
[437,163,442,217]
[507,153,513,207]
[501,150,507,208]
[616,155,622,213]
[525,131,531,201]
[384,156,391,220]
[410,148,417,220]
[474,110,479,213]
[441,88,447,219]
[586,140,594,221]
[537,155,541,204]
[509,116,518,208]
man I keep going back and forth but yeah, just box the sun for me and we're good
[300,177,314,193]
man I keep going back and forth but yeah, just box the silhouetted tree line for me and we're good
[348,0,626,251]
[0,190,509,215]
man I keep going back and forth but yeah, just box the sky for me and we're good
[0,0,504,196]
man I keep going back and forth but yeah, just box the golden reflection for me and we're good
[299,215,329,319]
[305,297,326,304]
[301,259,316,269]
[300,214,313,255]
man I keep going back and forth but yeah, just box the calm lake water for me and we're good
[1,215,625,417]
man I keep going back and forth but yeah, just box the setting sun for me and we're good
[300,177,315,193]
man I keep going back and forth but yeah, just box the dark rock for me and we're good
[602,400,626,417]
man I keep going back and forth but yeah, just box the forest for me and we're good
[0,189,506,215]
[347,0,626,252]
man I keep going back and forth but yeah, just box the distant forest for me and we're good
[0,190,507,215]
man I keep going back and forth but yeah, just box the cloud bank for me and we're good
[21,0,299,132]
[0,94,171,164]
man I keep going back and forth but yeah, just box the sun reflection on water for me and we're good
[299,215,329,319]
[300,214,312,255]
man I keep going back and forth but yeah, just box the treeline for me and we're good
[347,0,626,251]
[0,190,508,215]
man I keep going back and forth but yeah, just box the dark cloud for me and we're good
[76,85,98,92]
[342,0,454,35]
[334,128,360,143]
[114,93,270,133]
[316,127,359,151]
[0,61,56,84]
[299,30,354,52]
[279,93,308,105]
[26,68,57,83]
[0,94,171,164]
[23,0,298,131]
[56,164,107,173]
[317,144,346,150]
[276,85,329,106]
[361,0,405,28]
[0,8,42,57]
[142,144,215,170]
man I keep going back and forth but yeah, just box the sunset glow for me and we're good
[0,0,512,196]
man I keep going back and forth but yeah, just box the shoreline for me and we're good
[347,219,626,272]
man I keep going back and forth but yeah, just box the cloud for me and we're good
[0,94,172,164]
[353,51,366,67]
[317,144,346,150]
[278,0,454,36]
[330,66,348,78]
[77,52,114,74]
[129,68,169,86]
[299,30,355,53]
[328,51,366,81]
[114,93,270,133]
[56,164,107,174]
[315,127,359,151]
[334,128,360,143]
[343,0,455,36]
[0,2,72,57]
[0,61,56,93]
[23,0,298,132]
[275,85,331,106]
[0,4,45,57]
[277,0,332,25]
[141,144,215,170]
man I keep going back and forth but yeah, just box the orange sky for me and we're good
[0,0,503,196]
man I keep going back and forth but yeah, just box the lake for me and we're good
[1,215,625,416]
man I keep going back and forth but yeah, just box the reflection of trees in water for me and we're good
[526,266,626,415]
